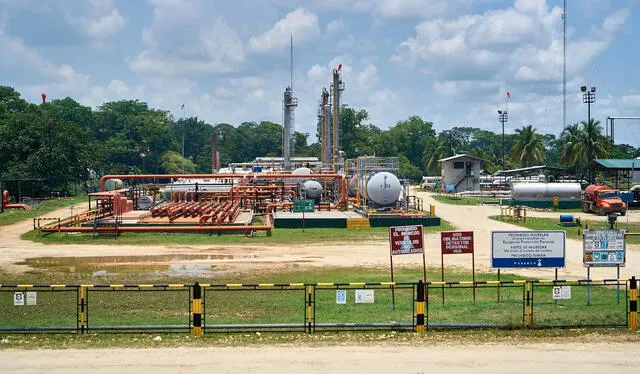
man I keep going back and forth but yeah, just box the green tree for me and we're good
[574,119,610,164]
[511,125,545,167]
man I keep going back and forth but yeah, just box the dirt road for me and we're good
[3,343,638,373]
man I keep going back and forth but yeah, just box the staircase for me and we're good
[346,218,370,229]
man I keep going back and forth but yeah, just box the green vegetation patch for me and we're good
[0,196,87,227]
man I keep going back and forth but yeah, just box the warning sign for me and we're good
[441,231,474,254]
[389,225,424,255]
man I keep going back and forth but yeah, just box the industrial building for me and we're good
[439,154,484,193]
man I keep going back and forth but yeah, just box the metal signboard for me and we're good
[355,289,375,304]
[552,286,572,300]
[583,229,626,267]
[389,225,424,255]
[336,290,347,304]
[491,231,566,268]
[26,292,37,306]
[293,199,315,213]
[441,231,474,254]
[13,292,24,306]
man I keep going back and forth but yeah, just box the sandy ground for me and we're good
[1,194,639,280]
[2,343,639,373]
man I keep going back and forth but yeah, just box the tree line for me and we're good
[0,86,638,195]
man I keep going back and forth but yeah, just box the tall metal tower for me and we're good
[282,36,298,170]
[330,65,345,171]
[318,88,331,169]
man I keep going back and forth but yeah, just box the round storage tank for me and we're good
[104,178,123,191]
[511,183,581,199]
[366,172,402,206]
[289,167,313,184]
[301,180,323,200]
[136,195,155,210]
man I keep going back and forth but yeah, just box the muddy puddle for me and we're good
[17,254,261,277]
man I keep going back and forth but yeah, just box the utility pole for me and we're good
[498,110,508,169]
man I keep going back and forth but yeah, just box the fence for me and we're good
[0,278,637,334]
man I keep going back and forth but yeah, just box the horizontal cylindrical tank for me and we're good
[136,195,155,210]
[559,214,574,223]
[366,172,402,206]
[104,178,123,191]
[511,183,581,200]
[301,180,323,200]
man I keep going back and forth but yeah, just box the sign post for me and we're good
[293,199,314,232]
[583,229,626,305]
[440,231,475,303]
[389,225,425,311]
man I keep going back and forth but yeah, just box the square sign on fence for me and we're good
[389,225,424,255]
[336,289,347,304]
[552,286,572,300]
[355,289,375,303]
[583,229,626,267]
[491,231,566,268]
[441,231,474,254]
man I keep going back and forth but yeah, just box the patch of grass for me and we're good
[21,220,457,245]
[431,194,501,206]
[489,215,640,245]
[0,267,628,334]
[0,195,87,226]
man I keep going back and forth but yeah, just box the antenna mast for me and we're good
[563,0,567,130]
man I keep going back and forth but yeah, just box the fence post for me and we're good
[305,284,314,334]
[630,277,638,331]
[416,280,426,333]
[523,281,533,328]
[192,282,202,336]
[78,286,87,334]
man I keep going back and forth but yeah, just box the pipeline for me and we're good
[2,190,32,210]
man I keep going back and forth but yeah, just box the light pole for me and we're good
[581,85,596,124]
[498,110,508,169]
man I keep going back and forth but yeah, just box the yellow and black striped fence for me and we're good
[0,278,636,334]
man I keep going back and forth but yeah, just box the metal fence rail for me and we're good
[0,278,637,334]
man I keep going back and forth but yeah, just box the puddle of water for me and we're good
[18,253,259,277]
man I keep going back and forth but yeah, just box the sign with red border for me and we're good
[441,231,474,255]
[389,225,424,255]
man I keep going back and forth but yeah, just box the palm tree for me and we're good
[559,123,581,165]
[511,125,545,167]
[573,119,610,164]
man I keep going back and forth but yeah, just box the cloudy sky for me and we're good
[2,0,640,146]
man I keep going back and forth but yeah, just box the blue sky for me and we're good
[2,0,640,146]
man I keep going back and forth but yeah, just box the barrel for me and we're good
[559,214,574,223]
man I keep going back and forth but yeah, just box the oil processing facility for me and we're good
[35,65,438,236]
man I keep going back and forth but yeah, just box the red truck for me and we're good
[582,184,627,216]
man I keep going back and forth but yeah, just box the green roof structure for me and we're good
[590,159,640,170]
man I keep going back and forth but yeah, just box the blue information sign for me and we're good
[491,231,566,268]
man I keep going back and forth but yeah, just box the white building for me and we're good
[438,154,485,193]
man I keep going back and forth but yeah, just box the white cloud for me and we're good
[375,0,448,19]
[326,19,346,34]
[81,0,126,38]
[130,2,245,76]
[248,8,320,54]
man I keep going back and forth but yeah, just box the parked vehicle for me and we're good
[582,184,627,216]
[421,176,442,191]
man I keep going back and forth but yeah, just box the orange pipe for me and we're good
[5,204,31,210]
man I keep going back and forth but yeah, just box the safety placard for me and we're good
[355,289,375,303]
[491,231,565,268]
[26,292,37,306]
[389,225,424,255]
[552,286,572,300]
[441,231,474,254]
[336,290,347,304]
[293,199,315,213]
[13,292,24,306]
[583,230,625,267]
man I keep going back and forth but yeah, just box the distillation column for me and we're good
[283,86,298,170]
[319,88,331,170]
[330,66,345,171]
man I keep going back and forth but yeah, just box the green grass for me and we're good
[489,215,640,245]
[0,266,628,333]
[0,195,88,226]
[431,194,501,206]
[21,219,457,245]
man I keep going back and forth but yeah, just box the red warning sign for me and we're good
[389,225,424,255]
[441,231,474,255]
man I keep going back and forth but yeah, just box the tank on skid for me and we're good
[104,178,123,191]
[511,183,581,200]
[288,167,313,184]
[366,172,402,206]
[301,180,323,201]
[136,195,155,210]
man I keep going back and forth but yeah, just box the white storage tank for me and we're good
[136,195,155,210]
[289,167,312,184]
[511,183,581,199]
[301,180,323,200]
[104,178,123,191]
[366,172,402,206]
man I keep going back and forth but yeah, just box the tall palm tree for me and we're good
[573,119,610,164]
[511,125,545,167]
[559,123,581,165]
